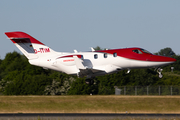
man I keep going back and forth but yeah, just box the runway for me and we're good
[0,113,180,120]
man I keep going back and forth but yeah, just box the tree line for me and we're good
[0,47,180,95]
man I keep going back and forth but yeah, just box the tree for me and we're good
[68,77,98,95]
[44,76,76,95]
[93,46,107,51]
[93,46,102,50]
[155,47,175,57]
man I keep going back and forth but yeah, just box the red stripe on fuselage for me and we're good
[96,48,176,62]
[57,55,82,59]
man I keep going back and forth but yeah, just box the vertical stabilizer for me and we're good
[5,31,57,59]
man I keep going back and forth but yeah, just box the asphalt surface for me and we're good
[0,113,180,120]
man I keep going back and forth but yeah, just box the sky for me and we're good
[0,0,180,59]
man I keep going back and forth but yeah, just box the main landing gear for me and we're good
[85,78,94,85]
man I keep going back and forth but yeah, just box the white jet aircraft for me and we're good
[5,31,176,84]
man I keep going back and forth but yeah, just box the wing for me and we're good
[73,55,104,77]
[73,56,121,78]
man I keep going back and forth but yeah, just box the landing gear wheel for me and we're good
[90,79,94,85]
[159,74,163,78]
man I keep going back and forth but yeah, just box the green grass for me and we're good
[7,117,180,120]
[164,72,180,77]
[0,96,180,113]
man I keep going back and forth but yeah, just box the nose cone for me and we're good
[148,55,176,67]
[152,55,176,63]
[161,56,176,63]
[167,57,176,63]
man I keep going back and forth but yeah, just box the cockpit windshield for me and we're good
[140,49,152,54]
[133,49,152,54]
[133,49,142,54]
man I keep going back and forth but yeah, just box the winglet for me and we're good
[74,50,78,53]
[91,47,95,51]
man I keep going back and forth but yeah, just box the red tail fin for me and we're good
[5,31,57,59]
[5,31,44,45]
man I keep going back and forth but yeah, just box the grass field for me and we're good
[0,95,180,113]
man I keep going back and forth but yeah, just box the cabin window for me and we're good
[104,53,107,58]
[133,49,142,54]
[113,52,117,57]
[94,54,98,59]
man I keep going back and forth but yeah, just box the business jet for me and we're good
[5,31,176,84]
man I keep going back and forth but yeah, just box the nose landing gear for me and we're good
[157,68,163,78]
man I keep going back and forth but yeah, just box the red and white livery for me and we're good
[5,31,176,82]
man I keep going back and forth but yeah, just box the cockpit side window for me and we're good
[133,49,142,54]
[113,53,117,57]
[141,49,152,54]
